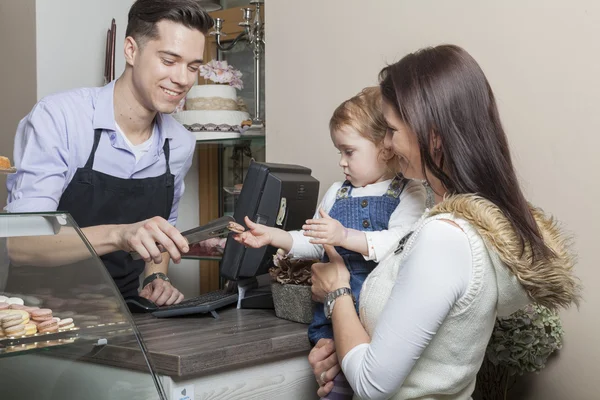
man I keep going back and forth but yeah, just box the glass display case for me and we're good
[0,212,166,399]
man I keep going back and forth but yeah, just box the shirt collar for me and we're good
[93,80,174,139]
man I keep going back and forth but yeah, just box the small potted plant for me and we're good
[269,250,317,324]
[474,304,565,400]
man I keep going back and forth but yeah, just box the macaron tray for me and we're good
[0,294,130,355]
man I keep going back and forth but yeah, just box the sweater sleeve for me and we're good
[362,179,427,262]
[341,220,472,399]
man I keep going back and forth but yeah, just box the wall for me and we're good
[35,0,131,99]
[266,1,600,398]
[0,0,37,208]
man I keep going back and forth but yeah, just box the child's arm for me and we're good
[233,183,342,257]
[233,216,294,252]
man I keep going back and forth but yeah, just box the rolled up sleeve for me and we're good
[6,101,70,213]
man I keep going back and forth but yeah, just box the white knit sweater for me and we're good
[353,213,530,399]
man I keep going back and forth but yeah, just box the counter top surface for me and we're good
[92,306,312,378]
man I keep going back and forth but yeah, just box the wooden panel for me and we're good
[197,144,221,293]
[80,308,312,378]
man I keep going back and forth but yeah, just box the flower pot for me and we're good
[271,282,314,324]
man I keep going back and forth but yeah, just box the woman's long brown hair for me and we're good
[380,44,553,260]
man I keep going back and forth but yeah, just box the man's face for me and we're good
[129,20,205,114]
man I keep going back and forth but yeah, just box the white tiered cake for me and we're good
[173,84,250,128]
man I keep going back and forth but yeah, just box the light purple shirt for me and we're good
[5,81,195,226]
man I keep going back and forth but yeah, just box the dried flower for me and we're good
[485,304,564,376]
[269,249,317,286]
[199,60,244,90]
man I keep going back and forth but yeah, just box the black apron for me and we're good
[56,129,175,299]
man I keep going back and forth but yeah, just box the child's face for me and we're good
[331,126,390,188]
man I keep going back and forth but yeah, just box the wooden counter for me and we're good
[92,306,312,379]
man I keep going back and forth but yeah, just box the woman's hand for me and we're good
[303,208,348,247]
[308,338,341,397]
[311,245,351,303]
[233,216,273,248]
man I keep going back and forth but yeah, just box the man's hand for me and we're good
[139,278,184,306]
[303,208,348,247]
[115,216,189,264]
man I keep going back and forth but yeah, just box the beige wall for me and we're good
[0,0,37,208]
[35,0,131,99]
[266,0,599,398]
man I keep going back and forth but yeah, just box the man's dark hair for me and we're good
[126,0,214,46]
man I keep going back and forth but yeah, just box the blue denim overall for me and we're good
[308,177,407,344]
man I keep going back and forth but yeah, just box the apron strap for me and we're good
[84,129,103,169]
[162,138,171,175]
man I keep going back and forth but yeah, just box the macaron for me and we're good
[9,304,38,312]
[4,323,27,336]
[2,316,26,329]
[24,323,37,335]
[7,297,24,306]
[30,308,53,322]
[37,319,58,334]
[1,310,29,327]
[0,302,9,310]
[0,296,8,303]
[58,318,74,330]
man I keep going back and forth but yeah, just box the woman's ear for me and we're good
[430,131,443,155]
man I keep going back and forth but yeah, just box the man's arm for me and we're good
[8,217,190,268]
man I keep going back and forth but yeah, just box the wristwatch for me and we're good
[324,287,355,319]
[142,272,170,288]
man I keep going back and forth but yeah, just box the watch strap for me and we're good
[142,272,170,288]
[325,287,354,319]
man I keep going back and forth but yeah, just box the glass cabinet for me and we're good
[188,134,265,293]
[0,212,165,400]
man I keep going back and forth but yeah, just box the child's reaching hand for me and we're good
[303,208,348,247]
[233,216,273,248]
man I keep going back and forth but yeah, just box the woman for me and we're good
[309,45,580,400]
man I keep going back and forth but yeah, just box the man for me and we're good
[5,0,213,306]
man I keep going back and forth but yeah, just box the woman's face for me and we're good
[382,99,425,180]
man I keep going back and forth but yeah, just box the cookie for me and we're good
[0,156,11,169]
[30,308,53,322]
[4,324,27,337]
[24,323,37,335]
[7,297,24,306]
[58,318,75,330]
[37,319,58,334]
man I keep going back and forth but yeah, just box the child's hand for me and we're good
[303,208,348,247]
[233,216,273,248]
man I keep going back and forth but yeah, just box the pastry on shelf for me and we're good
[0,156,16,174]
